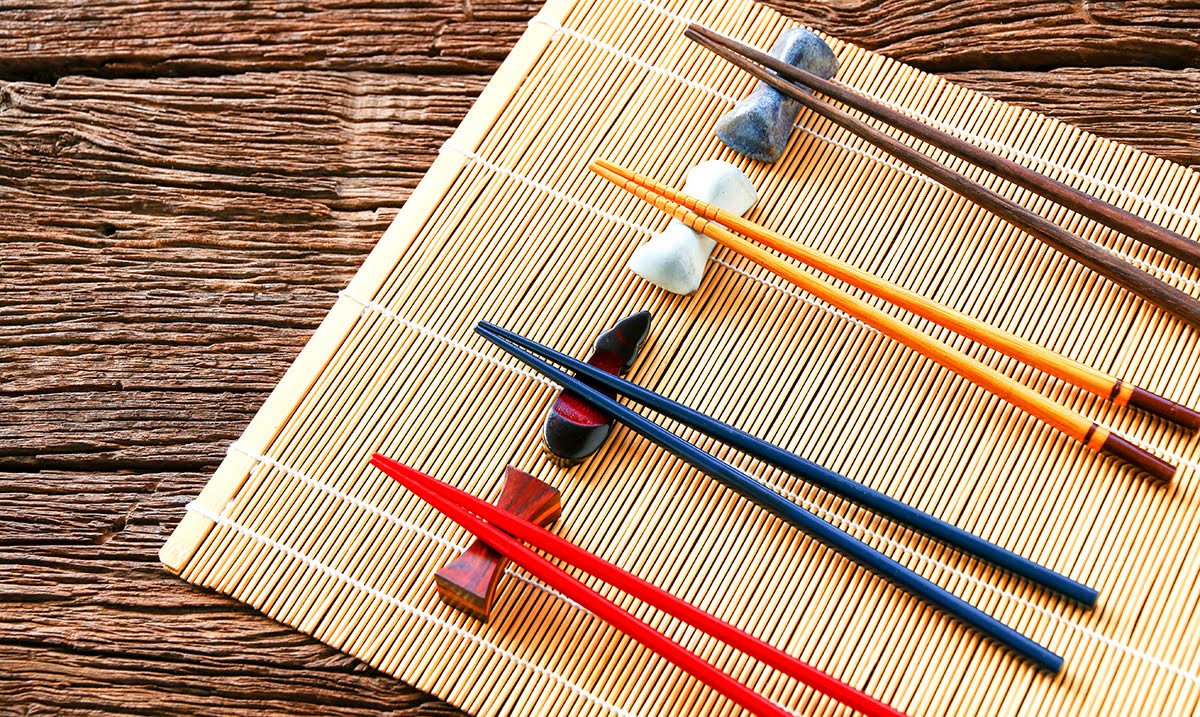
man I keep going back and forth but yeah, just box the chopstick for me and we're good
[477,320,1099,607]
[371,456,792,716]
[687,24,1200,269]
[593,158,1200,433]
[474,324,1065,673]
[370,453,909,717]
[683,24,1200,328]
[588,161,1178,483]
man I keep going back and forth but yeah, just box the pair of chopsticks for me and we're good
[475,322,1064,673]
[685,24,1200,327]
[370,453,908,717]
[480,322,1097,606]
[590,157,1183,482]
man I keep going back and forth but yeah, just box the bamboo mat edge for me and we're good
[158,0,582,573]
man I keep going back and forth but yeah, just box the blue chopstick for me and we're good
[478,320,1097,608]
[474,323,1063,673]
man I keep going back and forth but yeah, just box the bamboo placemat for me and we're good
[160,0,1200,713]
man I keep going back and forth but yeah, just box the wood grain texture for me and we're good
[0,0,1196,714]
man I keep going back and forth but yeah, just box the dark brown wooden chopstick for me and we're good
[689,24,1200,269]
[686,24,1200,328]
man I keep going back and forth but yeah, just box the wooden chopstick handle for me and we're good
[1097,431,1177,482]
[1124,386,1200,432]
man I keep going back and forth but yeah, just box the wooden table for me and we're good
[2,1,1196,713]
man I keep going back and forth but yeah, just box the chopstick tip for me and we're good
[589,160,627,189]
[589,158,620,175]
[369,452,408,478]
[591,158,640,187]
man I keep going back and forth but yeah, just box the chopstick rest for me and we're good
[685,24,1200,326]
[628,161,756,294]
[589,160,1179,482]
[474,324,1064,673]
[542,310,652,464]
[714,27,838,163]
[434,465,561,621]
[371,453,909,717]
[477,320,1098,607]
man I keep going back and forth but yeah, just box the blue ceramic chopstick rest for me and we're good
[715,28,839,163]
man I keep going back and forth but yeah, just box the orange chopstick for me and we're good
[590,159,1179,482]
[370,453,907,717]
[594,157,1200,431]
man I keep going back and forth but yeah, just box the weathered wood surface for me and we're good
[0,0,1196,714]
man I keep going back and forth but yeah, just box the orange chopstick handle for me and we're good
[1097,432,1177,482]
[591,161,1179,479]
[371,453,907,717]
[1125,386,1200,432]
[370,455,794,717]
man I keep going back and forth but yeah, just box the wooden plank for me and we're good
[0,472,464,715]
[1,0,1197,713]
[0,0,1195,78]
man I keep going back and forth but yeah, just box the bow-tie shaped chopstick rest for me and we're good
[434,466,562,621]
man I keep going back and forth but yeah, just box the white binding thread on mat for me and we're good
[318,292,1200,683]
[530,16,732,100]
[626,0,1200,231]
[440,140,652,236]
[185,500,637,717]
[440,139,870,330]
[531,15,1200,291]
[338,288,558,390]
[527,11,563,39]
[223,441,576,606]
[617,0,696,28]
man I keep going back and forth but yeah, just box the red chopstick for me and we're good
[370,454,906,717]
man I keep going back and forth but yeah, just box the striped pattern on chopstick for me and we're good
[160,0,1200,714]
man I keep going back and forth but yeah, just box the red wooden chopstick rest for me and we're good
[434,465,561,621]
